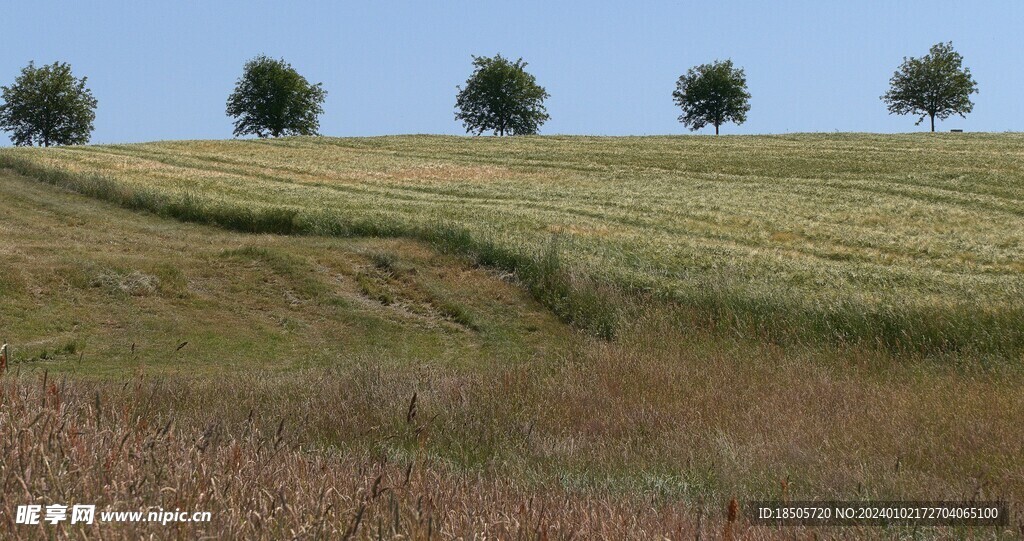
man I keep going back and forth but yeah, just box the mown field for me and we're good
[1,134,1024,538]
[2,133,1023,356]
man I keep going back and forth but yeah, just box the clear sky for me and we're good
[1,1,1022,144]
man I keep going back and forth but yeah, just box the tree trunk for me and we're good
[715,124,720,136]
[930,114,935,132]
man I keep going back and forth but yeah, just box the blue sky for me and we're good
[1,1,1021,143]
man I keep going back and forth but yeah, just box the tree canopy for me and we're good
[672,60,750,135]
[454,54,550,136]
[0,61,97,147]
[882,42,978,132]
[226,55,327,138]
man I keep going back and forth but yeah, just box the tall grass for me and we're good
[4,345,1021,539]
[0,375,713,539]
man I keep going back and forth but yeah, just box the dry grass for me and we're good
[4,134,1024,353]
[3,138,1024,538]
[1,374,713,540]
[4,356,1022,539]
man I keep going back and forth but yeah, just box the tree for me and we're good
[226,55,327,138]
[882,42,978,132]
[455,54,549,136]
[0,61,97,147]
[672,60,750,135]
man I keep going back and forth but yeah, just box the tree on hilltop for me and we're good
[454,54,550,136]
[882,42,978,132]
[0,61,97,147]
[672,59,750,135]
[226,55,327,138]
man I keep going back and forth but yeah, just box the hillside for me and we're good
[3,133,1023,356]
[3,137,1024,537]
[0,171,570,376]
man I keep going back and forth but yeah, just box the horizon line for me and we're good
[4,130,1023,148]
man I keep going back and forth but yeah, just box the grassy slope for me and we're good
[2,133,1023,355]
[3,137,1024,536]
[0,171,570,378]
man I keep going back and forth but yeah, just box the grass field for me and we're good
[2,133,1023,356]
[2,135,1024,538]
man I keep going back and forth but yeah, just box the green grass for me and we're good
[0,171,570,377]
[3,133,1023,356]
